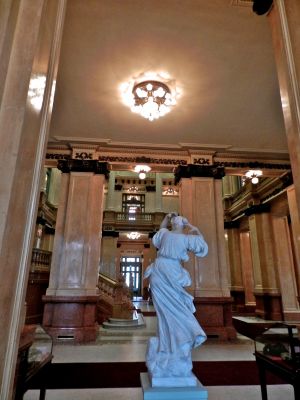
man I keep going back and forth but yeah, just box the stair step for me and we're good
[103,314,145,330]
[109,317,139,325]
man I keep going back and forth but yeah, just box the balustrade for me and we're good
[116,212,153,221]
[31,248,52,270]
[97,273,134,321]
[102,211,164,231]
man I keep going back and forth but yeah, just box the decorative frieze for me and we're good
[224,220,240,229]
[99,155,187,166]
[214,160,290,170]
[192,157,211,165]
[57,159,110,178]
[74,152,93,160]
[46,153,71,160]
[244,203,271,216]
[102,231,119,237]
[174,164,225,183]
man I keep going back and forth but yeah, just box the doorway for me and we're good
[120,255,142,297]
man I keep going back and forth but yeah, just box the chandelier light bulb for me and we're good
[134,164,151,180]
[245,169,263,185]
[146,83,153,91]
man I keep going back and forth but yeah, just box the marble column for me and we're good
[239,232,256,308]
[43,160,109,342]
[287,185,300,297]
[175,165,236,340]
[0,1,66,398]
[225,222,246,313]
[247,205,282,320]
[268,0,300,213]
[272,215,300,321]
[222,176,241,198]
[106,170,116,210]
[155,173,163,211]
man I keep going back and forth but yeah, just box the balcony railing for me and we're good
[116,212,153,221]
[31,248,52,270]
[103,211,165,231]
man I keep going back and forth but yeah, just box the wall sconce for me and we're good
[245,169,263,184]
[134,164,151,180]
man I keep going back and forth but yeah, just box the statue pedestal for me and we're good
[140,373,208,400]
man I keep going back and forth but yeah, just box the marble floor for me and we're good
[24,301,295,400]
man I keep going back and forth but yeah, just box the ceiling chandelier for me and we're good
[127,232,141,240]
[120,72,179,122]
[131,81,175,121]
[134,164,151,180]
[245,169,263,184]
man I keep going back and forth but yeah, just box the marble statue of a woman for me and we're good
[144,213,208,387]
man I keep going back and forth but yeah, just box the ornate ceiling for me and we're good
[48,0,288,163]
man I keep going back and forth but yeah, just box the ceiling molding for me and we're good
[230,0,252,7]
[52,136,112,144]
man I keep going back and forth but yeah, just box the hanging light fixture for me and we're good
[245,169,263,184]
[131,81,175,121]
[120,72,179,121]
[127,232,141,240]
[134,164,151,180]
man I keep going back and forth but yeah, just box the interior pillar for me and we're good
[287,185,300,298]
[268,0,300,212]
[272,215,300,320]
[155,172,163,212]
[239,231,256,309]
[42,159,109,343]
[247,205,283,320]
[225,222,246,314]
[175,165,236,340]
[106,170,116,210]
[0,1,66,398]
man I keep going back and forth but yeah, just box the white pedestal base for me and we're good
[150,374,197,387]
[140,373,208,400]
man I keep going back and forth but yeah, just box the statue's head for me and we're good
[170,215,188,231]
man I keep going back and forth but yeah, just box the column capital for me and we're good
[174,164,225,184]
[102,230,119,237]
[244,203,270,216]
[224,220,240,229]
[57,159,110,178]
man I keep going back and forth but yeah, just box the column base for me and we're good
[231,290,256,316]
[194,297,236,340]
[42,295,99,343]
[254,293,283,321]
[140,373,208,400]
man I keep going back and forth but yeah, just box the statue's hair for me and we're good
[171,215,188,227]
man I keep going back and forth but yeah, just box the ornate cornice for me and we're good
[174,164,225,183]
[244,203,271,216]
[57,159,110,178]
[99,155,187,166]
[102,231,119,237]
[224,220,240,229]
[46,153,71,160]
[214,160,290,170]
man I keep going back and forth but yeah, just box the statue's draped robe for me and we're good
[144,228,208,378]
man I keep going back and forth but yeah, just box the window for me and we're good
[122,194,145,219]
